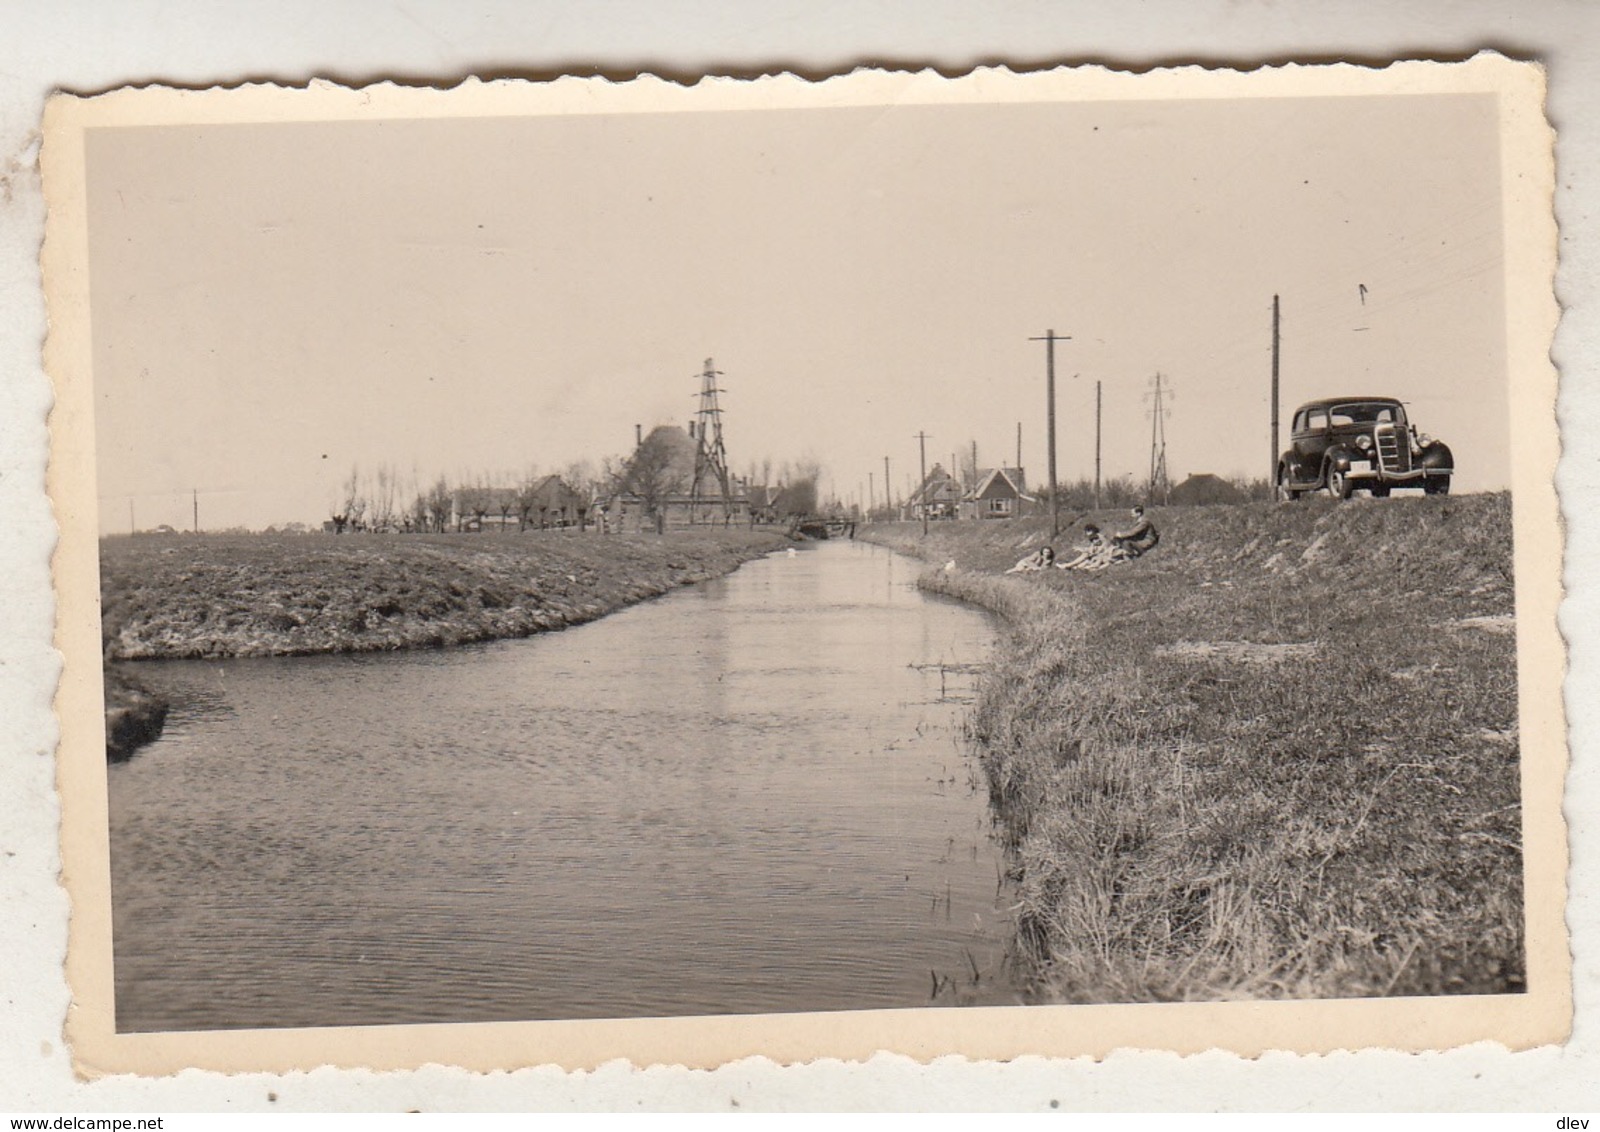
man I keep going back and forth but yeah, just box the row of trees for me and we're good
[1044,474,1274,510]
[327,450,827,535]
[328,461,608,534]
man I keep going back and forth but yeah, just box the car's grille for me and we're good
[1375,423,1411,473]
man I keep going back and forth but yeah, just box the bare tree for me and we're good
[562,458,596,501]
[370,463,400,532]
[494,472,518,532]
[330,464,367,533]
[599,454,625,495]
[558,459,600,530]
[406,490,429,533]
[773,473,819,517]
[621,431,687,534]
[454,474,494,532]
[514,465,547,531]
[425,476,453,533]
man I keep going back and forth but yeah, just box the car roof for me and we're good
[1295,397,1404,411]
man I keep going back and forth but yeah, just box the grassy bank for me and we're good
[103,665,169,762]
[101,528,789,661]
[98,528,788,757]
[862,495,1521,1001]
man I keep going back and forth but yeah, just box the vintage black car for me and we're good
[1277,397,1453,500]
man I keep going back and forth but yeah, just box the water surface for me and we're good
[108,539,1010,1030]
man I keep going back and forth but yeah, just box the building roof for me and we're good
[911,464,962,505]
[1168,472,1247,505]
[453,485,522,512]
[968,467,1031,501]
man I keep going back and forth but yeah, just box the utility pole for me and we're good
[192,488,198,534]
[884,456,891,517]
[1016,421,1022,470]
[868,471,874,518]
[1095,380,1103,511]
[1270,294,1281,497]
[1029,329,1070,537]
[915,431,930,537]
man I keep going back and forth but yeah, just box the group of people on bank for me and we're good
[1005,505,1161,575]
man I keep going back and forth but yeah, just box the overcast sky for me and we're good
[85,90,1506,531]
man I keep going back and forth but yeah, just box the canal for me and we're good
[107,539,1012,1031]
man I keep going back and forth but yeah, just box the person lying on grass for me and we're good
[1111,505,1160,558]
[1057,525,1127,571]
[1005,545,1056,573]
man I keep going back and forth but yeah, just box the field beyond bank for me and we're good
[862,495,1522,1002]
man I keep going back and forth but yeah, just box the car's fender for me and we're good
[1322,443,1360,473]
[1418,441,1455,472]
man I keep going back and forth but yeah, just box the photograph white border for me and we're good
[41,57,1568,1079]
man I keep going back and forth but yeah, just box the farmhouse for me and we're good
[522,474,588,528]
[961,467,1033,520]
[452,477,589,532]
[605,424,754,532]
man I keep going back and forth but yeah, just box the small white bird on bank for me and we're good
[787,547,798,557]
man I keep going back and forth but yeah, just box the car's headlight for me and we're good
[1356,435,1373,452]
[1416,432,1433,448]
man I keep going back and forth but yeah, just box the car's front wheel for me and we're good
[1425,476,1451,496]
[1277,466,1301,502]
[1325,464,1351,501]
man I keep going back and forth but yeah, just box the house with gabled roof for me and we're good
[909,463,964,521]
[961,467,1033,520]
[523,474,588,528]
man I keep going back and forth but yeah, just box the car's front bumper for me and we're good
[1342,458,1453,481]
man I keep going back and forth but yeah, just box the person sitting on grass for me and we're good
[1057,525,1111,571]
[1111,505,1160,558]
[1005,545,1056,573]
[1063,525,1133,572]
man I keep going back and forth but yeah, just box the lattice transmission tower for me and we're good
[1146,372,1173,505]
[690,357,733,521]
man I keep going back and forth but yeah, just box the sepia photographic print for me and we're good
[44,57,1567,1075]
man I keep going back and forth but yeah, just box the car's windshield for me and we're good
[1329,402,1403,426]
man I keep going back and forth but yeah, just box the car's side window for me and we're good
[1306,408,1329,431]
